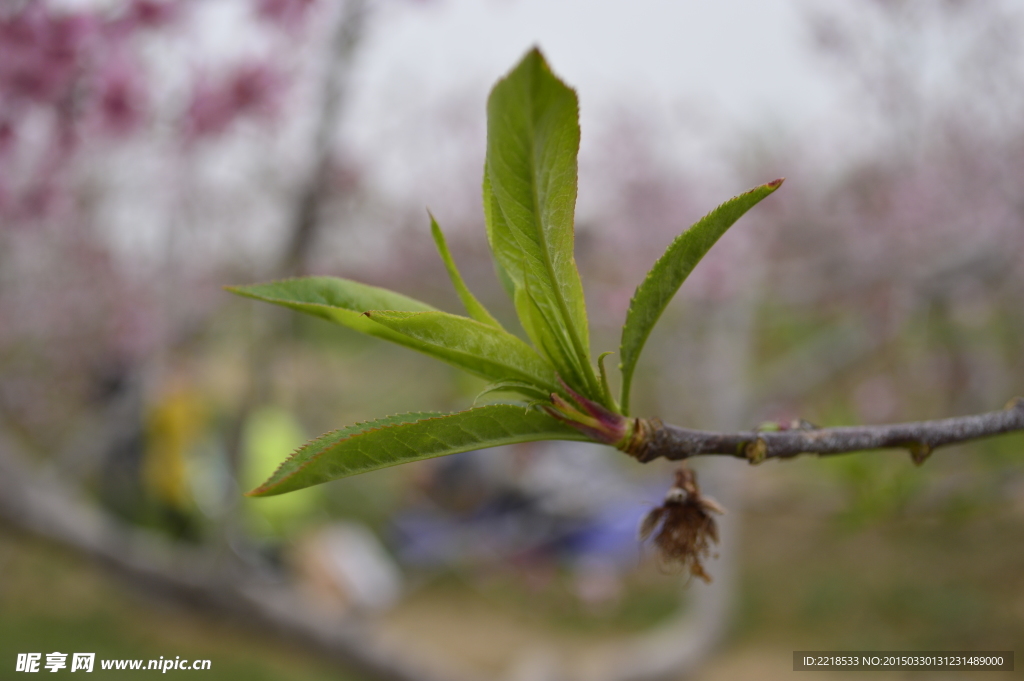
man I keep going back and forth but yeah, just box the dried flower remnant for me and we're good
[638,466,725,582]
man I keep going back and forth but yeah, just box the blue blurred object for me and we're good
[391,441,660,574]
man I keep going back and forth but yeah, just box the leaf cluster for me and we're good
[229,48,781,497]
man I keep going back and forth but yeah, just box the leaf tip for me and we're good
[766,177,785,189]
[245,484,272,498]
[503,45,561,86]
[428,212,443,245]
[525,44,545,64]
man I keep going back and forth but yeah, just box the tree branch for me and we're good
[281,0,367,276]
[0,434,482,681]
[630,397,1024,465]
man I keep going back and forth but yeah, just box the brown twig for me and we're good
[628,397,1024,465]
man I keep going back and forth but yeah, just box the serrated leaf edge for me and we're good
[618,179,783,413]
[248,411,443,496]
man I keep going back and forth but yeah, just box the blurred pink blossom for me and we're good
[92,52,148,136]
[0,120,14,158]
[0,6,96,107]
[254,0,317,29]
[125,0,182,30]
[184,62,283,140]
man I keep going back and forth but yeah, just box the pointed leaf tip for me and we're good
[429,212,503,328]
[618,180,782,414]
[226,277,437,352]
[484,45,602,403]
[251,405,589,496]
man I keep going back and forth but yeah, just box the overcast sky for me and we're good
[357,0,835,123]
[336,0,847,200]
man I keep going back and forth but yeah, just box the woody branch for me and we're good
[629,397,1024,465]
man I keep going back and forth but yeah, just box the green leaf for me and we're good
[364,310,560,394]
[429,212,503,329]
[596,351,618,410]
[249,405,590,496]
[226,277,437,351]
[482,171,518,300]
[474,380,553,405]
[484,171,585,393]
[618,179,784,414]
[484,48,601,402]
[486,162,593,401]
[513,279,590,392]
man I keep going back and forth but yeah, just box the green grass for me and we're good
[733,463,1024,653]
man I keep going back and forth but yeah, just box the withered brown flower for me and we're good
[638,466,726,582]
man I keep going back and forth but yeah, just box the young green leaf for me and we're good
[226,277,437,351]
[429,212,503,329]
[597,351,618,410]
[484,170,590,396]
[485,149,594,401]
[474,380,553,405]
[618,180,784,414]
[484,48,602,402]
[513,279,593,395]
[482,171,517,300]
[249,405,591,496]
[363,310,561,394]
